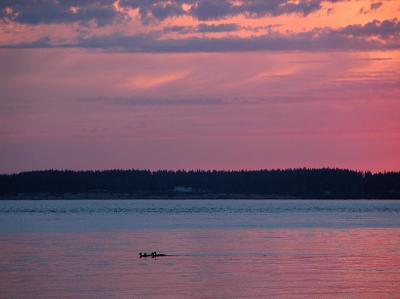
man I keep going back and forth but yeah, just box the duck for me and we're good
[139,251,167,258]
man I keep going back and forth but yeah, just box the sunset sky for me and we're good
[0,0,399,173]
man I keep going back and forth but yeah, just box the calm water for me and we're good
[1,200,400,298]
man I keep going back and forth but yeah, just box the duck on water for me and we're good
[139,251,167,258]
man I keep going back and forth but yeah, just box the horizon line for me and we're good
[2,167,400,176]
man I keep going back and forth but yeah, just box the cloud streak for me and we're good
[78,96,223,106]
[2,19,399,52]
[164,23,240,34]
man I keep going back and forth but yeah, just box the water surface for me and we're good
[1,200,399,298]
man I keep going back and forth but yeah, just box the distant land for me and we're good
[0,169,399,200]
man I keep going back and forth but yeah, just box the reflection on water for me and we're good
[1,200,400,232]
[1,229,400,298]
[1,200,400,298]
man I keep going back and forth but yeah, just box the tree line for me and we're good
[0,168,399,199]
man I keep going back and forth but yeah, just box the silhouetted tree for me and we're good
[0,168,399,199]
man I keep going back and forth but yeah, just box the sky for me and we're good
[0,0,399,173]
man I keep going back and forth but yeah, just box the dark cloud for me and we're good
[197,23,239,33]
[2,19,399,52]
[370,2,383,10]
[338,18,400,37]
[0,0,126,26]
[0,0,386,27]
[120,0,347,22]
[164,23,240,34]
[189,0,234,20]
[163,25,194,34]
[237,0,323,17]
[359,1,383,14]
[150,2,184,20]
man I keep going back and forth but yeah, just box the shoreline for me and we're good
[1,193,399,200]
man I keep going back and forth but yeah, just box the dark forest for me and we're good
[1,169,399,199]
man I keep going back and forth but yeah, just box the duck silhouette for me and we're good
[139,251,167,258]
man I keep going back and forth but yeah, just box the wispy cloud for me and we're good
[164,23,240,34]
[119,71,189,89]
[78,96,223,106]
